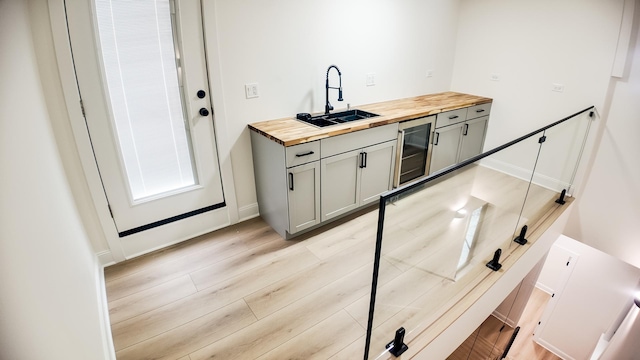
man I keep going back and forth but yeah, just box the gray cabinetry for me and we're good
[430,103,491,173]
[458,116,489,163]
[287,160,320,234]
[321,139,396,221]
[320,149,360,221]
[251,123,397,239]
[250,132,320,238]
[430,122,464,173]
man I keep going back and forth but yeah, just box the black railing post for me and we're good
[363,195,388,360]
[486,248,503,271]
[514,225,528,245]
[386,327,409,357]
[500,326,520,359]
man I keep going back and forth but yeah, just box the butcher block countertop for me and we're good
[248,91,492,147]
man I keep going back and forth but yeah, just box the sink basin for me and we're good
[297,109,379,127]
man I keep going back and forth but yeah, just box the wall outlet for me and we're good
[427,69,434,78]
[552,83,565,92]
[490,73,501,81]
[245,83,259,99]
[366,73,376,86]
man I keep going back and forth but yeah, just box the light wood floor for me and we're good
[447,287,561,360]
[104,165,562,360]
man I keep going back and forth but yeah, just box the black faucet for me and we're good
[325,65,343,114]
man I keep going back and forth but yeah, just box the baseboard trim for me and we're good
[238,203,259,222]
[535,283,555,295]
[97,250,115,267]
[491,310,517,328]
[96,258,116,360]
[481,158,571,194]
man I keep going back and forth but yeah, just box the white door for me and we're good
[65,0,225,237]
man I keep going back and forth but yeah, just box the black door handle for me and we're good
[197,90,206,99]
[199,108,210,116]
[433,132,440,145]
[289,172,294,191]
[463,123,469,136]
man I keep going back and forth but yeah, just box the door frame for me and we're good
[48,0,240,264]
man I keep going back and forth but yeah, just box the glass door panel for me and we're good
[95,0,196,200]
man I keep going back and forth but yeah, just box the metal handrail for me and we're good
[362,105,594,360]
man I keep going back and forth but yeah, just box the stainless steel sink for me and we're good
[297,109,379,127]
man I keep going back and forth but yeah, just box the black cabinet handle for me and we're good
[433,132,440,145]
[197,90,206,99]
[448,115,459,120]
[359,152,368,168]
[476,109,485,113]
[288,172,294,191]
[199,108,210,116]
[463,123,469,136]
[295,151,314,157]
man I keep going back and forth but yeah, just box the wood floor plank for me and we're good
[302,207,378,260]
[507,288,561,360]
[255,310,365,360]
[104,218,270,281]
[327,336,366,360]
[244,235,379,319]
[106,238,251,301]
[189,234,302,290]
[115,299,256,360]
[108,275,197,325]
[111,247,319,351]
[105,166,566,360]
[188,260,402,360]
[345,267,445,328]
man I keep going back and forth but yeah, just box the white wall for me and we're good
[565,0,640,269]
[534,235,640,360]
[0,1,111,359]
[452,0,624,195]
[452,0,640,271]
[27,0,111,257]
[452,0,622,145]
[205,0,462,213]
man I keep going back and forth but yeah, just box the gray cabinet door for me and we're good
[458,116,488,163]
[360,140,396,205]
[287,161,320,234]
[430,123,464,173]
[321,149,361,221]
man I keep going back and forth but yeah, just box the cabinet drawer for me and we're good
[286,141,320,167]
[435,108,468,128]
[321,123,398,158]
[466,103,492,120]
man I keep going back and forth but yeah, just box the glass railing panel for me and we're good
[536,111,592,195]
[514,110,593,247]
[363,133,545,360]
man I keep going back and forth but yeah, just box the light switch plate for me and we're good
[245,83,259,99]
[366,73,376,86]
